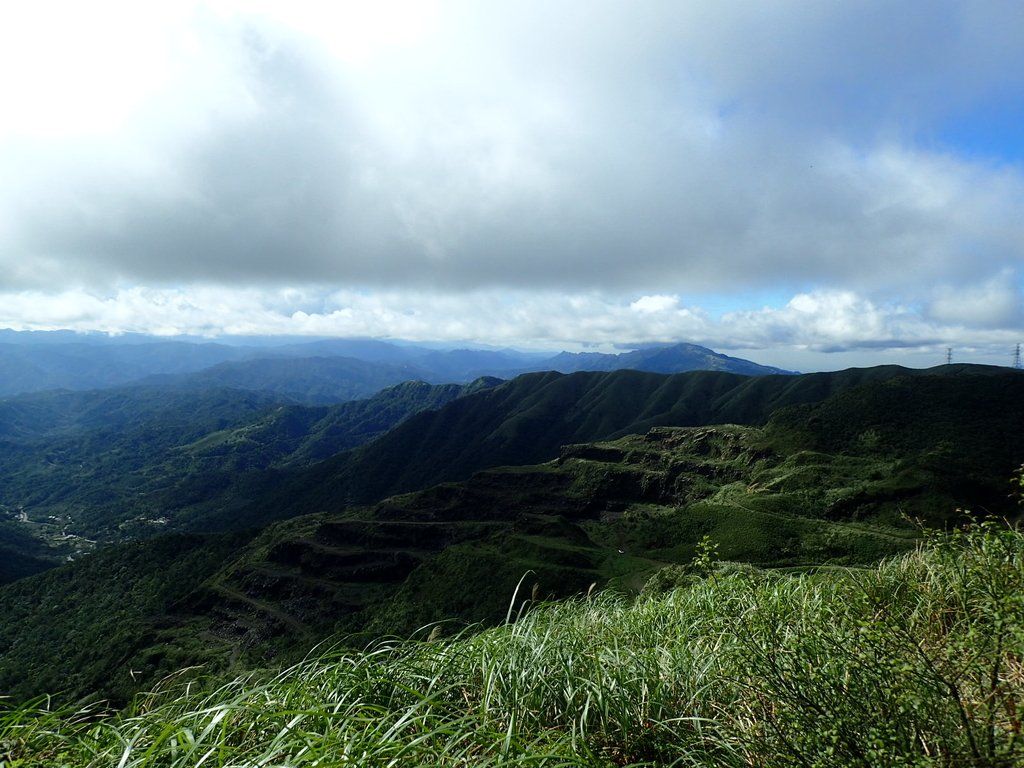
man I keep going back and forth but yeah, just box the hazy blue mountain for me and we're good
[0,330,787,401]
[0,330,538,399]
[141,356,435,404]
[271,340,543,375]
[0,340,251,397]
[532,342,796,375]
[0,385,290,442]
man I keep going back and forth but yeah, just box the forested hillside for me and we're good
[1,365,1020,705]
[0,378,499,546]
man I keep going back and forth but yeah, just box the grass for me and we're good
[3,520,1023,766]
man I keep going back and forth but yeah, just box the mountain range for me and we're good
[0,361,1020,705]
[0,332,792,401]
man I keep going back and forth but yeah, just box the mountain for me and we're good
[226,364,1007,529]
[171,377,504,471]
[533,342,796,376]
[0,531,254,702]
[146,344,790,404]
[0,378,503,548]
[2,366,1024,708]
[0,386,294,550]
[0,339,251,397]
[0,331,533,400]
[143,355,437,404]
[2,367,1021,705]
[272,339,544,377]
[0,330,785,401]
[3,364,1012,549]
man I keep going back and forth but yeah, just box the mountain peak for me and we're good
[536,342,795,376]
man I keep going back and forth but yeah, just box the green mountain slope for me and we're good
[0,531,253,704]
[9,524,1022,767]
[0,379,500,545]
[3,368,1020,705]
[180,377,503,470]
[0,521,59,582]
[0,387,292,544]
[232,364,1016,528]
[201,370,1024,658]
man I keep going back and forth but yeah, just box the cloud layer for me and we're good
[1,1,1022,368]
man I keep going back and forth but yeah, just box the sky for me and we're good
[1,1,1023,372]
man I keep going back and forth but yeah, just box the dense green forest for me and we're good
[0,366,1021,709]
[0,360,1021,766]
[0,378,498,544]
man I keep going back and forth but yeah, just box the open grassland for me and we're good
[4,521,1023,767]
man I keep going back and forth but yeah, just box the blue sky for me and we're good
[937,98,1024,163]
[0,1,1022,371]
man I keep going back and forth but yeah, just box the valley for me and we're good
[0,335,1022,763]
[0,337,1019,729]
[0,362,1020,707]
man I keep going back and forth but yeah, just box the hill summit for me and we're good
[534,342,796,376]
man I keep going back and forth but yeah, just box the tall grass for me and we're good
[4,522,1023,767]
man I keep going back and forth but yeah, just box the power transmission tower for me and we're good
[1015,344,1022,369]
[946,347,953,365]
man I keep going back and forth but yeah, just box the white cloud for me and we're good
[927,271,1024,328]
[0,285,1018,371]
[0,1,1022,367]
[630,295,679,314]
[722,292,923,349]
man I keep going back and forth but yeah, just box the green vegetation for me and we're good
[0,413,983,706]
[3,522,1022,766]
[0,533,253,706]
[0,365,1021,725]
[0,521,61,583]
[0,378,496,543]
[2,366,1018,546]
[230,365,1023,530]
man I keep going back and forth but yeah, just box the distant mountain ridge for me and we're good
[533,342,796,376]
[0,331,788,400]
[0,340,251,397]
[142,356,432,405]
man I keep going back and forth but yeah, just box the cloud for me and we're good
[631,295,681,314]
[0,1,1022,368]
[721,292,928,350]
[927,271,1024,328]
[0,285,1017,371]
